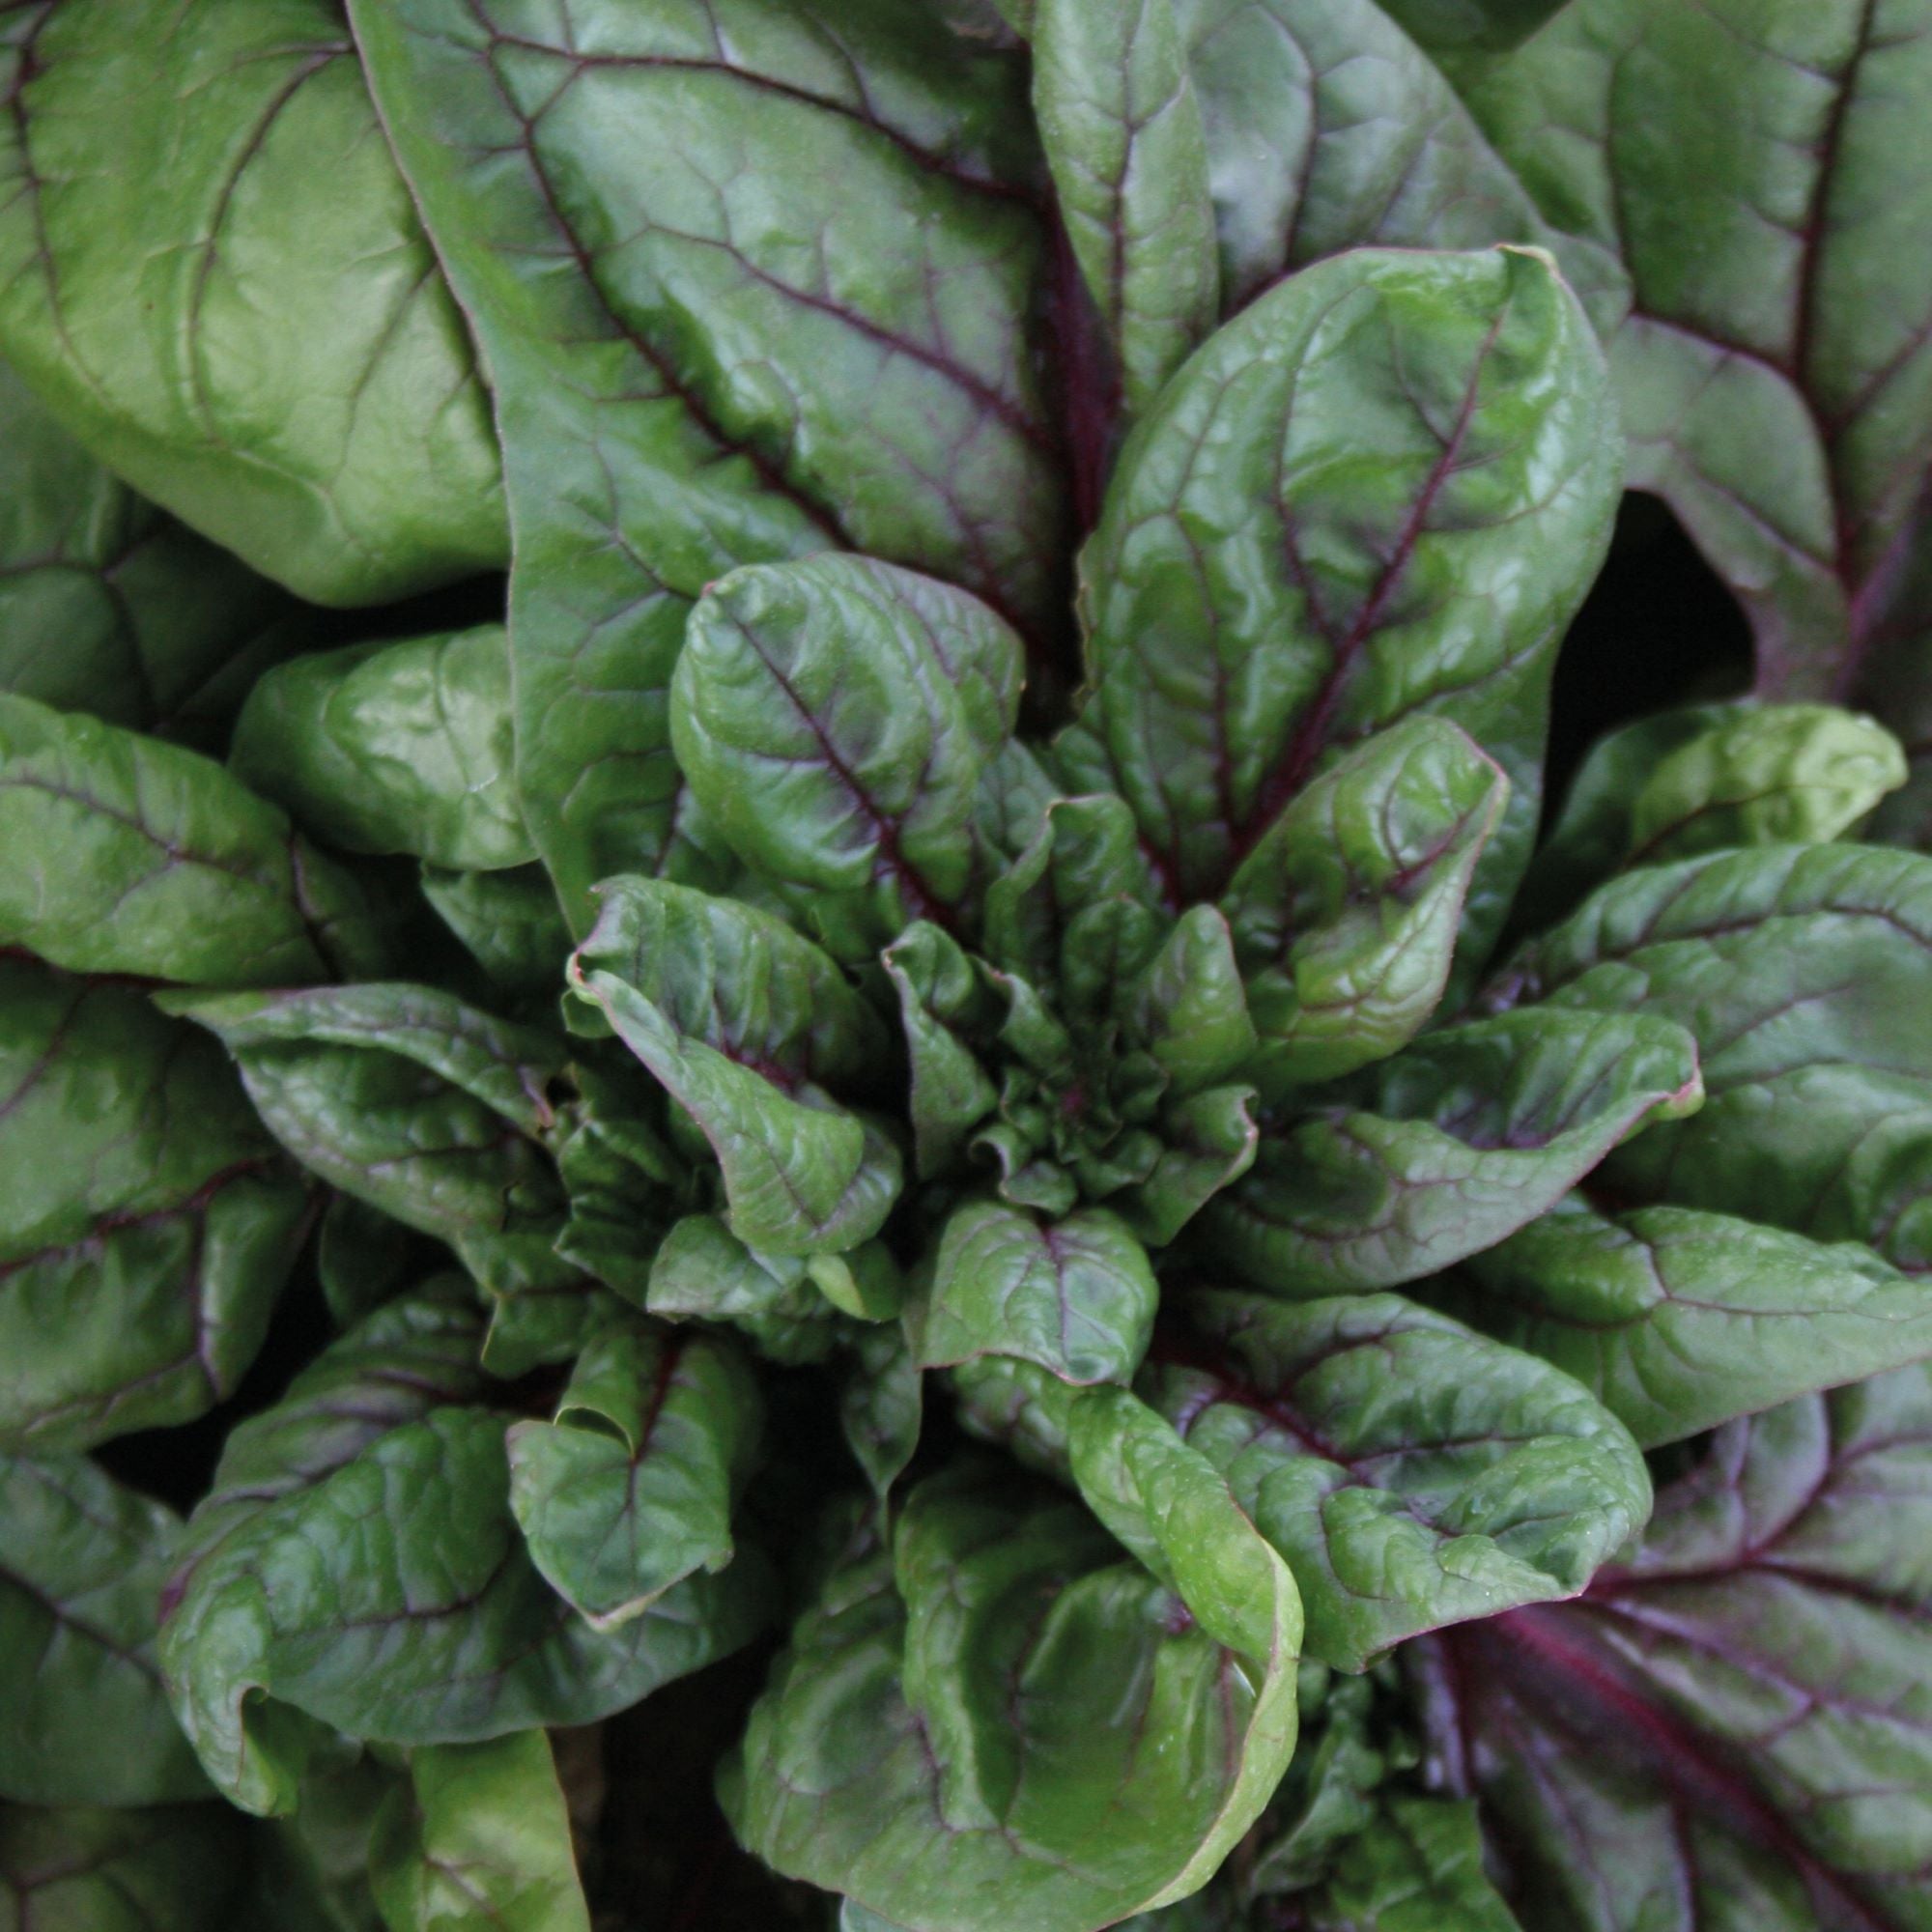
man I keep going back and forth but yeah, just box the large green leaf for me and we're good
[231,628,533,872]
[1200,1009,1700,1293]
[0,696,387,985]
[350,0,1061,923]
[0,1454,208,1804]
[1147,1290,1649,1670]
[0,356,297,742]
[160,1301,769,1816]
[0,0,504,604]
[1441,1195,1932,1446]
[0,959,308,1452]
[1222,717,1508,1094]
[0,1803,254,1932]
[507,1322,763,1630]
[724,1416,1301,1932]
[369,1734,591,1932]
[1033,0,1219,413]
[1424,1359,1932,1930]
[1078,244,1618,968]
[672,556,1023,959]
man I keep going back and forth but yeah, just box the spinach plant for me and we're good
[2,0,1932,1928]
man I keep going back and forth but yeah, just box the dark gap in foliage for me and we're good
[301,570,509,652]
[1544,495,1753,813]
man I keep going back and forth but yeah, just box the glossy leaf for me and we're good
[0,1454,208,1804]
[1079,244,1618,966]
[507,1322,763,1630]
[1223,717,1508,1094]
[369,1733,591,1932]
[1444,1195,1932,1446]
[0,0,504,604]
[351,0,1061,923]
[0,696,387,985]
[1149,1289,1649,1670]
[231,628,533,872]
[0,1804,253,1932]
[913,1198,1159,1384]
[1424,1359,1932,1930]
[1201,1009,1701,1293]
[1033,0,1219,412]
[0,959,308,1452]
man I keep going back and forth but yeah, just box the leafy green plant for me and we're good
[3,0,1932,1927]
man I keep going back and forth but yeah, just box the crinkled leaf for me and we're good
[1033,0,1219,412]
[1117,1080,1262,1246]
[1424,1358,1932,1930]
[0,1454,208,1804]
[1200,1009,1701,1293]
[369,1733,591,1932]
[1311,1796,1520,1930]
[1150,1289,1649,1670]
[164,983,574,1296]
[0,0,503,604]
[574,968,900,1260]
[647,1214,847,1367]
[351,0,1060,923]
[724,1434,1300,1932]
[0,1803,253,1932]
[1443,1195,1932,1447]
[0,958,307,1452]
[507,1322,762,1630]
[882,923,1003,1179]
[1223,717,1508,1094]
[0,696,387,984]
[1079,245,1618,972]
[912,1198,1159,1385]
[672,557,1023,958]
[231,628,532,872]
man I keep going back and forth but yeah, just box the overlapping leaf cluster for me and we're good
[4,0,1932,1927]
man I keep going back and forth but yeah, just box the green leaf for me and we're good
[231,628,533,872]
[0,696,387,985]
[647,1214,847,1367]
[913,1199,1159,1385]
[1116,1081,1262,1246]
[882,923,1004,1179]
[1127,906,1259,1096]
[1200,1009,1701,1293]
[0,355,297,743]
[1374,0,1570,54]
[1033,0,1219,412]
[419,865,574,1001]
[0,0,503,604]
[1510,842,1932,1268]
[840,1323,927,1502]
[1078,244,1619,972]
[0,1803,254,1932]
[351,0,1060,924]
[948,1353,1085,1482]
[574,968,900,1260]
[369,1734,590,1932]
[1146,1290,1650,1670]
[507,1322,762,1631]
[672,557,1023,958]
[724,1435,1300,1931]
[1431,1360,1932,1929]
[0,1454,208,1804]
[0,958,307,1452]
[1223,717,1508,1094]
[163,983,574,1296]
[1441,1195,1932,1447]
[1311,1797,1521,1929]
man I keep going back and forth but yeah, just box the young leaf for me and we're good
[1311,1797,1521,1929]
[507,1322,763,1630]
[0,696,387,985]
[231,628,533,872]
[882,923,1004,1179]
[0,1803,253,1932]
[647,1213,847,1367]
[0,960,308,1453]
[1222,716,1508,1094]
[1032,0,1219,413]
[350,0,1060,923]
[912,1198,1159,1385]
[1441,1195,1932,1446]
[1127,905,1259,1096]
[1423,1360,1932,1930]
[369,1733,591,1932]
[0,1453,210,1804]
[1148,1289,1650,1670]
[0,0,504,603]
[673,557,1023,957]
[1201,1009,1701,1293]
[842,1323,927,1500]
[1079,244,1619,966]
